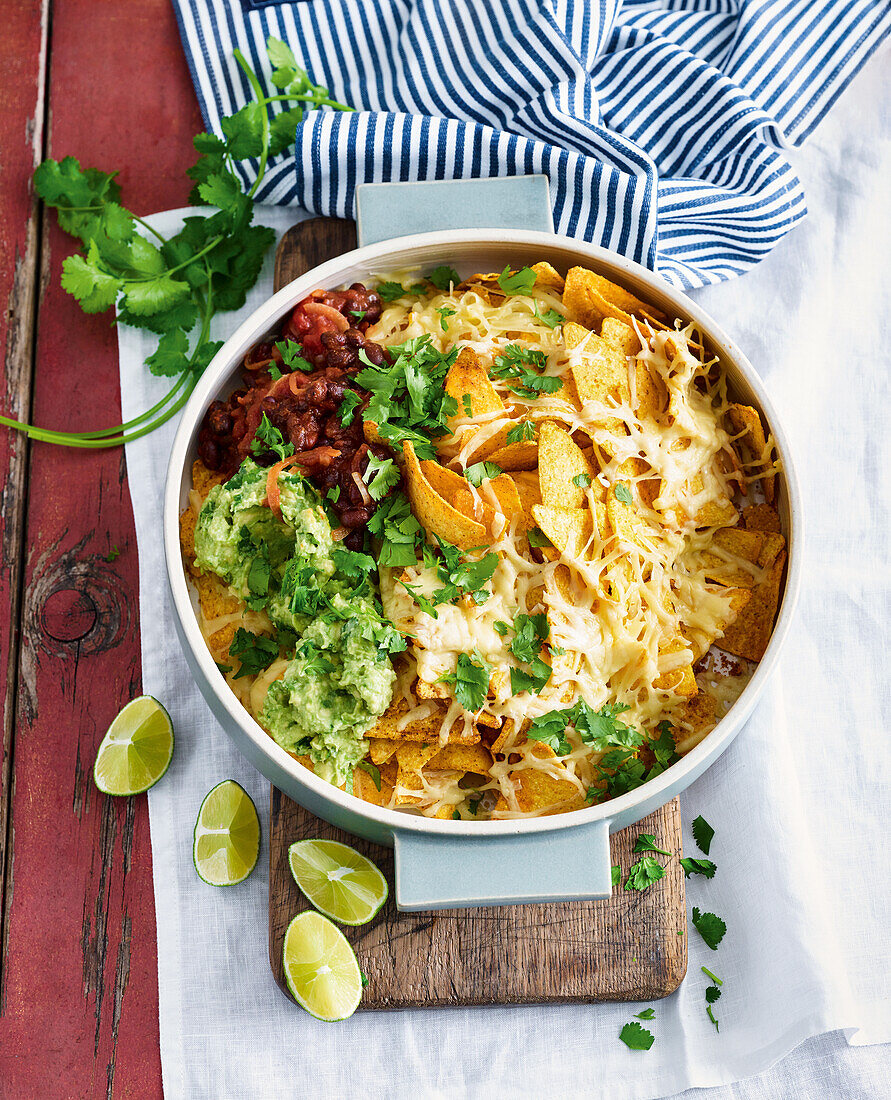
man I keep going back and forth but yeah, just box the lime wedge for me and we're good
[93,695,174,796]
[282,910,363,1021]
[288,839,388,925]
[193,780,260,886]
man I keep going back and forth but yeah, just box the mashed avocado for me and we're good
[194,459,399,787]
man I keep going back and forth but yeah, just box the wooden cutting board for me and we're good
[268,219,687,1010]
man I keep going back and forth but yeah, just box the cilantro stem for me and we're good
[262,92,355,112]
[701,966,723,986]
[233,50,270,199]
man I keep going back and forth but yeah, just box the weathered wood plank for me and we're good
[0,1,202,1095]
[0,0,47,1012]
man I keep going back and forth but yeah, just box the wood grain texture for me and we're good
[268,218,687,1010]
[270,793,687,1008]
[0,2,202,1096]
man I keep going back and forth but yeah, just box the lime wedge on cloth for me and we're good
[193,780,260,886]
[282,910,363,1021]
[92,695,174,795]
[288,839,388,925]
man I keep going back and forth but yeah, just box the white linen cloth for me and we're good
[119,49,889,1100]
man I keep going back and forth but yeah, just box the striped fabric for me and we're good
[172,0,889,289]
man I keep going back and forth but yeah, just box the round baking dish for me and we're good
[164,227,802,910]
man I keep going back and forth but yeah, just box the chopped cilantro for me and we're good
[707,1005,720,1032]
[527,526,552,548]
[614,482,633,505]
[228,628,278,679]
[509,660,551,695]
[692,815,715,855]
[398,578,439,619]
[633,833,672,857]
[462,394,473,417]
[350,309,366,321]
[215,662,233,675]
[326,485,341,503]
[274,338,313,373]
[331,548,376,579]
[438,651,489,712]
[496,265,537,295]
[268,362,283,380]
[491,343,562,399]
[509,612,549,664]
[533,302,563,329]
[250,413,294,462]
[338,389,361,427]
[428,536,498,606]
[506,419,536,444]
[435,305,456,331]
[705,985,722,1004]
[526,711,572,756]
[701,966,722,986]
[493,620,510,636]
[680,857,717,879]
[360,972,369,988]
[367,491,423,567]
[691,907,726,950]
[363,454,401,501]
[634,1008,656,1020]
[611,865,621,887]
[376,280,406,302]
[572,472,591,489]
[624,856,666,892]
[619,1022,654,1051]
[464,461,502,486]
[426,265,460,290]
[104,545,120,562]
[356,760,381,791]
[648,720,680,776]
[355,334,457,460]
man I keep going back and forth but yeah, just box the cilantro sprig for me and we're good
[438,651,490,712]
[491,344,563,399]
[3,38,352,450]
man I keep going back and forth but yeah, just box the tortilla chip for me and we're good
[530,261,565,290]
[402,440,489,550]
[655,639,697,697]
[606,488,653,556]
[700,528,785,588]
[682,586,752,663]
[419,459,470,507]
[674,693,718,755]
[444,346,505,426]
[396,742,440,772]
[600,316,640,356]
[370,697,481,744]
[538,420,598,510]
[428,743,493,773]
[485,440,539,470]
[487,473,524,526]
[531,504,593,558]
[363,419,384,447]
[717,547,787,661]
[563,266,667,331]
[726,403,775,503]
[742,503,782,533]
[514,765,579,813]
[416,679,450,700]
[564,321,630,436]
[509,470,542,531]
[368,737,400,765]
[354,765,392,807]
[191,459,225,500]
[452,488,498,530]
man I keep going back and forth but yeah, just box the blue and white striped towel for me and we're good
[172,0,889,289]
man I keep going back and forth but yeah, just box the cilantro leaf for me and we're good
[491,343,562,399]
[464,461,502,487]
[435,306,456,331]
[363,454,401,501]
[691,907,726,950]
[648,720,679,775]
[634,1008,656,1020]
[438,652,489,712]
[331,548,376,579]
[60,247,122,313]
[526,710,572,756]
[692,815,715,855]
[509,612,549,664]
[376,281,406,302]
[611,865,621,887]
[338,389,361,427]
[497,265,537,295]
[632,833,672,857]
[572,472,591,489]
[527,526,552,549]
[462,394,473,417]
[533,302,564,329]
[509,660,551,695]
[229,628,279,679]
[145,328,191,377]
[614,482,633,505]
[624,856,666,891]
[680,857,717,879]
[426,265,460,290]
[705,985,721,1004]
[619,1022,654,1051]
[251,413,294,462]
[430,537,498,604]
[356,760,382,792]
[275,339,313,373]
[104,546,120,563]
[367,491,423,567]
[506,419,536,444]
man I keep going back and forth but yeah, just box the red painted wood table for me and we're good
[0,3,201,1095]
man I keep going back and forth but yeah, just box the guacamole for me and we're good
[194,459,399,787]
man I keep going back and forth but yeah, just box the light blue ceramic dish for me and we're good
[163,178,801,911]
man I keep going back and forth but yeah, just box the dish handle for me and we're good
[393,821,613,911]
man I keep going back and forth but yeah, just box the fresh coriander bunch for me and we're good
[1,38,352,450]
